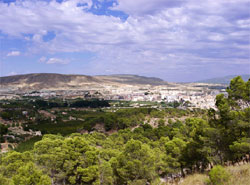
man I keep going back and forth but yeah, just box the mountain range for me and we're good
[1,73,248,91]
[197,74,250,84]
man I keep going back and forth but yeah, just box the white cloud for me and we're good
[0,0,249,80]
[46,58,68,64]
[39,57,69,64]
[39,56,47,63]
[208,33,225,41]
[8,71,18,76]
[7,51,21,56]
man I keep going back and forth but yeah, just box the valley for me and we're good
[0,74,249,185]
[0,73,227,109]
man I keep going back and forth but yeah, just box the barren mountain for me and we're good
[0,73,167,91]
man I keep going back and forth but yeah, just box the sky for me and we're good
[0,0,249,82]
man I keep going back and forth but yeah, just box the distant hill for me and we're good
[96,74,166,85]
[0,73,96,85]
[197,75,250,84]
[0,73,167,91]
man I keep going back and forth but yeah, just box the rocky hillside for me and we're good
[0,73,167,90]
[95,74,166,85]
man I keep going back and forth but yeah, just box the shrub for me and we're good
[208,165,230,185]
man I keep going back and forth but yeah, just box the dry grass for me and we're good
[179,174,207,185]
[227,164,250,185]
[172,164,250,185]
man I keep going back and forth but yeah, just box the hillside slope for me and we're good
[197,74,250,84]
[0,73,167,90]
[95,74,166,85]
[179,164,250,185]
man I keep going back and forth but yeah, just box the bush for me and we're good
[208,165,230,185]
[0,123,8,135]
[7,137,16,143]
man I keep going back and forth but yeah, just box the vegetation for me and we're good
[0,123,8,136]
[179,164,250,185]
[0,123,9,142]
[15,136,42,153]
[207,165,230,185]
[0,99,110,110]
[179,174,208,185]
[0,76,249,184]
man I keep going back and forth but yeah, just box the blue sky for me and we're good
[0,0,249,82]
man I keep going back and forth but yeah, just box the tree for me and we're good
[112,139,157,184]
[227,76,250,107]
[12,162,50,185]
[33,134,100,184]
[165,137,187,174]
[99,160,114,185]
[208,76,250,164]
[229,138,250,162]
[0,111,12,120]
[0,123,8,135]
[0,151,49,185]
[182,118,210,172]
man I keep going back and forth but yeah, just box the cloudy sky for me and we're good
[0,0,249,82]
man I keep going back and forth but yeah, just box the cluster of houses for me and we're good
[1,83,226,109]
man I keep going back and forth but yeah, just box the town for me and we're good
[0,82,226,109]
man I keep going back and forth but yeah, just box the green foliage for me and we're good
[70,99,110,108]
[205,76,250,164]
[0,123,8,135]
[12,162,51,185]
[15,136,42,153]
[0,174,13,185]
[165,137,187,172]
[0,111,12,120]
[112,139,157,184]
[166,101,181,108]
[208,165,230,185]
[32,99,110,109]
[0,151,45,185]
[33,134,100,184]
[227,76,250,105]
[28,120,85,136]
[229,138,250,159]
[99,160,114,185]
